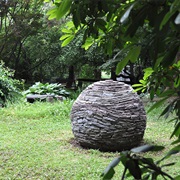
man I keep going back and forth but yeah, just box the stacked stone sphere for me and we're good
[71,80,146,151]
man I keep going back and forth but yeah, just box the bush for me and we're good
[0,61,22,105]
[23,82,70,98]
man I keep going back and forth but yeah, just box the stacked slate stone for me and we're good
[71,80,146,151]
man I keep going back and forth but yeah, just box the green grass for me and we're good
[0,100,179,179]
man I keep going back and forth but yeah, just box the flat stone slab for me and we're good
[27,94,52,98]
[26,94,63,103]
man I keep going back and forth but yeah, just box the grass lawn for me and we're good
[0,99,179,179]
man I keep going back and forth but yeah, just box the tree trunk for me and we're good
[66,65,75,88]
[110,67,116,80]
[94,68,101,80]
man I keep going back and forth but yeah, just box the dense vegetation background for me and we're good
[0,0,108,85]
[0,0,180,179]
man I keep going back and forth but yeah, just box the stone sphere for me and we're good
[71,80,146,151]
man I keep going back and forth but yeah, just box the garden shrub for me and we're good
[0,61,22,106]
[23,82,70,98]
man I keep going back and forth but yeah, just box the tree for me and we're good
[0,0,44,79]
[58,26,107,87]
[24,25,66,82]
[46,0,180,178]
[0,0,68,83]
[45,0,180,83]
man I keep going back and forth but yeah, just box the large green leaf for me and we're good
[72,9,80,29]
[159,103,174,119]
[126,159,141,179]
[129,46,141,63]
[120,3,136,24]
[147,97,169,113]
[56,0,71,19]
[82,37,94,50]
[160,0,179,28]
[159,144,180,163]
[102,168,115,180]
[125,5,149,37]
[116,46,141,75]
[61,28,73,34]
[61,35,74,47]
[131,145,153,153]
[143,67,154,80]
[116,56,129,75]
[168,145,180,156]
[59,34,71,40]
[131,145,164,153]
[159,89,176,97]
[101,157,121,179]
[170,122,180,138]
[132,83,144,87]
[161,45,179,67]
[160,11,173,30]
[47,8,58,20]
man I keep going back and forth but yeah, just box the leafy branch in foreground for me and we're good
[134,61,180,138]
[102,61,180,179]
[101,145,180,180]
[128,61,180,180]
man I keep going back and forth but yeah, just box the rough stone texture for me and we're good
[71,80,146,151]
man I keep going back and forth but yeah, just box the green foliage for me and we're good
[116,46,141,74]
[0,61,22,105]
[132,67,154,92]
[134,61,180,133]
[79,64,95,79]
[45,0,180,179]
[0,0,44,80]
[46,0,180,84]
[24,25,67,81]
[131,61,180,179]
[59,31,106,80]
[60,21,78,47]
[0,0,109,83]
[102,144,180,180]
[23,82,70,97]
[82,37,95,50]
[46,0,180,62]
[47,0,72,20]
